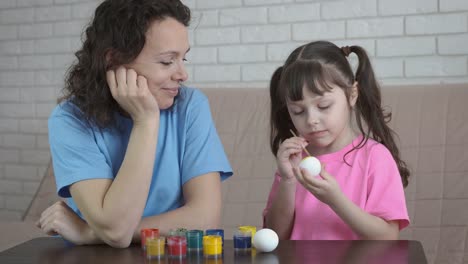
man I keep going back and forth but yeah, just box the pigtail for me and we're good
[350,46,410,187]
[270,66,283,156]
[269,66,292,156]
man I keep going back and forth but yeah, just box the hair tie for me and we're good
[341,46,351,57]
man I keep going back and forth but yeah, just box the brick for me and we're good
[244,0,287,5]
[379,0,437,15]
[268,3,320,23]
[347,17,403,38]
[440,0,468,11]
[186,47,217,64]
[53,20,87,36]
[0,102,29,119]
[194,65,240,82]
[195,27,240,45]
[0,149,20,163]
[21,150,51,164]
[0,87,20,102]
[0,8,34,24]
[2,134,36,148]
[322,0,377,19]
[20,87,58,103]
[293,21,345,41]
[18,23,53,39]
[0,180,22,194]
[0,56,18,70]
[406,14,467,35]
[438,34,468,55]
[19,119,49,133]
[17,0,53,7]
[0,118,19,133]
[53,54,75,69]
[405,57,467,77]
[5,195,33,211]
[18,55,53,70]
[220,7,267,25]
[36,103,56,118]
[4,165,40,180]
[36,135,50,150]
[0,25,18,40]
[0,71,34,86]
[71,2,99,19]
[35,38,72,53]
[242,63,279,81]
[242,24,290,43]
[267,42,305,62]
[35,70,65,86]
[0,40,34,55]
[197,0,242,9]
[377,37,435,57]
[192,10,218,27]
[219,45,265,63]
[333,39,376,56]
[35,6,71,22]
[372,58,404,78]
[0,0,16,9]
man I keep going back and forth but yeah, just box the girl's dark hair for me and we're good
[269,41,409,187]
[60,0,191,128]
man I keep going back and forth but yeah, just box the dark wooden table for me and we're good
[0,238,427,264]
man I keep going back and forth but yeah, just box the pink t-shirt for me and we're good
[263,136,410,240]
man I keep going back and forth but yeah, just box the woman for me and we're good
[37,0,232,248]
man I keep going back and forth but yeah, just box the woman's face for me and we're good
[126,17,190,109]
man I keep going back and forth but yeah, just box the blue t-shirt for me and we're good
[48,87,233,218]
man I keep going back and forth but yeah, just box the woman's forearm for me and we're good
[74,118,159,247]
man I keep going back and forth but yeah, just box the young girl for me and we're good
[264,41,410,240]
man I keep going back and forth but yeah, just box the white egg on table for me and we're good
[299,156,321,176]
[252,228,279,253]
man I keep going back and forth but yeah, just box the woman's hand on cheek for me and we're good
[293,164,343,206]
[106,66,160,124]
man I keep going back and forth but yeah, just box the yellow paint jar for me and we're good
[203,235,222,257]
[146,236,165,259]
[238,226,257,245]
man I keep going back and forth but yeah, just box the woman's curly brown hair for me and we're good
[60,0,190,128]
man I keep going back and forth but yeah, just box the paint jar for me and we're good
[141,228,159,250]
[205,229,224,246]
[233,229,252,250]
[238,226,256,245]
[167,233,187,258]
[203,235,222,258]
[146,236,165,259]
[186,230,203,252]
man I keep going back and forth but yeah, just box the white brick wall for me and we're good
[0,0,468,220]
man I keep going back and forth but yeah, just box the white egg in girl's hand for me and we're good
[299,156,321,176]
[253,228,279,253]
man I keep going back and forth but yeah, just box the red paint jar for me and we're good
[167,235,187,257]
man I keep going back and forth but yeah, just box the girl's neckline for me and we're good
[304,134,365,161]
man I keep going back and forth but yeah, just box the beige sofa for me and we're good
[1,83,467,264]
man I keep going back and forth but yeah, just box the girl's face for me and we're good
[126,17,190,110]
[287,83,358,156]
